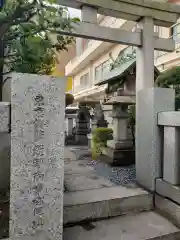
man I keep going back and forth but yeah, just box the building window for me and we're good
[95,60,110,83]
[80,73,89,89]
[172,23,180,43]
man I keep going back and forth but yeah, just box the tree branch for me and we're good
[0,0,37,38]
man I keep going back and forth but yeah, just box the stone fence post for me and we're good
[158,111,180,185]
[156,111,180,207]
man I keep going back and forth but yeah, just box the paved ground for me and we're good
[65,146,136,190]
[64,147,116,192]
[64,147,180,240]
[63,211,180,240]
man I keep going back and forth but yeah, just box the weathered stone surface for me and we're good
[156,179,180,206]
[0,102,10,133]
[136,88,175,191]
[105,147,135,166]
[0,143,10,191]
[64,211,180,240]
[10,73,66,240]
[64,172,114,191]
[155,194,180,228]
[92,104,108,129]
[106,104,134,166]
[163,126,180,185]
[64,185,152,225]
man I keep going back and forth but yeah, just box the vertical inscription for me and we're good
[11,74,66,240]
[32,94,45,231]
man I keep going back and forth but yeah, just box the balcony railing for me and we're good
[73,82,93,94]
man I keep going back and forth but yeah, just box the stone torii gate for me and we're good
[57,0,180,191]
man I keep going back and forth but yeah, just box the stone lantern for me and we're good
[103,89,135,166]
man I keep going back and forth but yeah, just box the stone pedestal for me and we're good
[106,104,135,166]
[10,73,66,240]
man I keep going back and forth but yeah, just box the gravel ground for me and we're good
[88,160,136,185]
[71,148,136,185]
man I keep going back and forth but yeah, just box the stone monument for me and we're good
[10,73,66,240]
[75,105,90,145]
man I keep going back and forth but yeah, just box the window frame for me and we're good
[94,60,110,83]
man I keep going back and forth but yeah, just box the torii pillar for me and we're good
[136,17,175,191]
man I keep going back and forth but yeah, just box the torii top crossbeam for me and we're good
[58,0,180,27]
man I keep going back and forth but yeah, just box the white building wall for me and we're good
[72,43,129,95]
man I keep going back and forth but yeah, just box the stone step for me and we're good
[63,185,153,225]
[63,211,180,240]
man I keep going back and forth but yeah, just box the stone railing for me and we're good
[156,111,180,205]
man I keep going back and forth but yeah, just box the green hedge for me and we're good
[92,128,113,159]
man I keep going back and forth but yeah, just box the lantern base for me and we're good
[104,146,135,166]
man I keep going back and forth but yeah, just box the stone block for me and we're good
[75,134,88,145]
[136,87,175,191]
[155,194,180,228]
[10,73,66,240]
[158,111,180,126]
[64,211,180,240]
[107,140,133,149]
[156,178,180,205]
[105,146,135,166]
[64,185,152,225]
[0,102,10,133]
